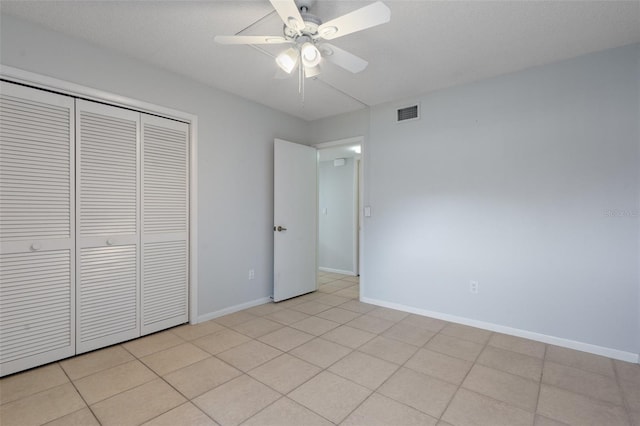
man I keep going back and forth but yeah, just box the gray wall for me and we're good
[312,44,639,356]
[308,108,369,144]
[319,159,356,273]
[363,44,639,354]
[0,15,310,318]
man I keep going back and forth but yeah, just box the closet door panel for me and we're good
[0,81,75,376]
[76,100,140,353]
[78,108,138,237]
[78,244,137,345]
[1,251,73,368]
[141,115,189,335]
[142,239,188,332]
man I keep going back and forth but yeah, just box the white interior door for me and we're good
[140,114,189,335]
[76,100,140,354]
[273,139,317,302]
[0,82,76,376]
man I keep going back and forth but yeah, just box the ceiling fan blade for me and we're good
[320,43,368,73]
[269,0,305,34]
[317,1,390,40]
[214,35,292,45]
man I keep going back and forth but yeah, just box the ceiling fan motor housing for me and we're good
[283,12,322,39]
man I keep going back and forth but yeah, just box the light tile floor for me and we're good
[1,271,639,426]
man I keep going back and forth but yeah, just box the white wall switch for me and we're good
[364,206,371,217]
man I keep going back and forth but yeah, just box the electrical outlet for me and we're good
[248,269,255,280]
[470,280,479,294]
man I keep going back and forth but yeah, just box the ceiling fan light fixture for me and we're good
[301,42,321,67]
[276,47,299,73]
[304,64,321,78]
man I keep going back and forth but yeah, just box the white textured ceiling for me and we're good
[2,1,639,121]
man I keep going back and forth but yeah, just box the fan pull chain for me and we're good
[298,60,305,105]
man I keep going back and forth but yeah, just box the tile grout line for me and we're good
[421,336,482,364]
[250,291,400,424]
[333,360,403,424]
[283,297,403,424]
[439,332,558,419]
[542,356,627,381]
[0,365,74,407]
[433,328,494,422]
[261,337,363,423]
[335,321,449,423]
[611,358,635,426]
[235,395,291,426]
[231,294,365,357]
[284,337,353,369]
[417,332,546,421]
[215,292,360,360]
[56,361,103,425]
[238,372,339,426]
[540,352,632,413]
[533,342,548,423]
[228,285,364,426]
[120,337,222,426]
[336,319,487,422]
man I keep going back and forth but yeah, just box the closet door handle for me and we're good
[106,239,114,246]
[30,243,41,251]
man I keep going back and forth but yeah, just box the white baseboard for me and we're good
[361,297,639,364]
[196,297,271,323]
[319,267,356,276]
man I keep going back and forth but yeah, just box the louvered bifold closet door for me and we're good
[141,114,189,335]
[76,100,140,353]
[0,82,75,377]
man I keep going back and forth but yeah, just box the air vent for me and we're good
[396,104,419,122]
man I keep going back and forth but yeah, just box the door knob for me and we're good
[276,226,287,232]
[106,239,114,246]
[30,243,41,251]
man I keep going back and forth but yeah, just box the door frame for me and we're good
[0,65,200,324]
[314,136,364,287]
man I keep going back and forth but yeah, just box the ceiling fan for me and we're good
[215,0,391,78]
